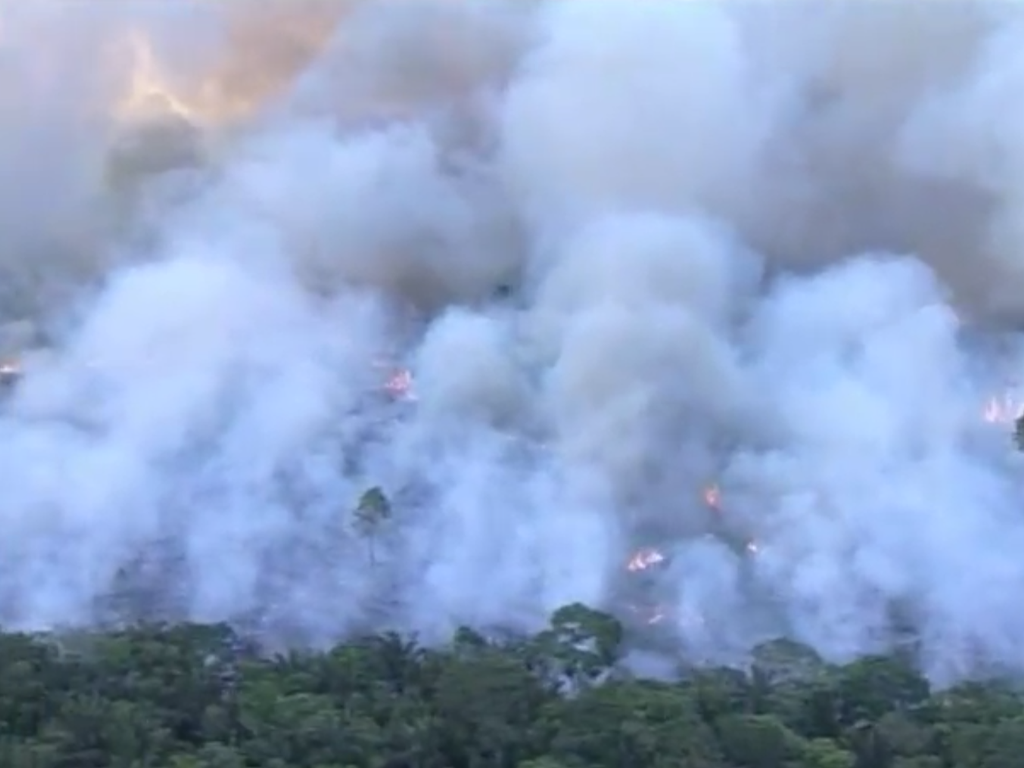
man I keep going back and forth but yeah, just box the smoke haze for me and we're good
[3,0,1024,682]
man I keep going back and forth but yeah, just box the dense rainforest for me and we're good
[0,601,1022,768]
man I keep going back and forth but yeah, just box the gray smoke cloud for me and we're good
[3,0,1024,682]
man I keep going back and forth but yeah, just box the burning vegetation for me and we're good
[621,481,759,628]
[613,381,1024,633]
[378,364,417,402]
[626,547,666,574]
[5,2,1024,660]
[112,6,346,131]
[103,9,349,208]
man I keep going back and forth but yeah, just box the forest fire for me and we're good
[626,484,731,574]
[0,347,414,403]
[622,480,759,632]
[116,31,206,126]
[112,6,346,131]
[626,547,665,573]
[704,483,721,512]
[370,357,416,401]
[382,368,416,401]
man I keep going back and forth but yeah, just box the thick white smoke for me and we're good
[3,0,1024,681]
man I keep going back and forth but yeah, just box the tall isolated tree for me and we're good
[353,486,392,566]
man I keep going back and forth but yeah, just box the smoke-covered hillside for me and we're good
[2,0,1024,683]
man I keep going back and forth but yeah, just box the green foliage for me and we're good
[530,602,625,687]
[0,612,1021,768]
[355,486,391,523]
[833,652,930,725]
[353,486,392,565]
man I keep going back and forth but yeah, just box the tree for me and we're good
[833,653,930,726]
[932,679,1024,725]
[0,605,1021,768]
[530,603,625,688]
[545,680,723,768]
[800,738,856,768]
[353,486,392,566]
[432,645,549,766]
[873,710,936,758]
[937,716,1024,768]
[517,758,571,768]
[752,638,828,684]
[714,713,803,768]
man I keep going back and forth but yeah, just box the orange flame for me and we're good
[383,368,416,401]
[112,7,349,131]
[704,483,721,511]
[626,547,665,573]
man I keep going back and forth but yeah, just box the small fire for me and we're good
[383,368,416,401]
[370,358,416,401]
[982,392,1023,425]
[704,483,722,511]
[626,547,665,573]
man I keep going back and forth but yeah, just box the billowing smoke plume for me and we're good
[2,0,1024,682]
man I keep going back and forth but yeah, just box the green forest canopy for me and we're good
[1,603,1022,768]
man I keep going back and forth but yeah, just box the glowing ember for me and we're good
[383,368,416,400]
[704,483,721,511]
[627,547,665,573]
[983,392,1023,425]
